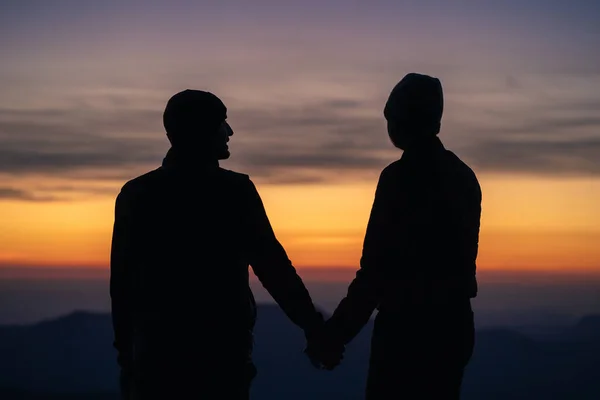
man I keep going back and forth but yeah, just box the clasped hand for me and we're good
[304,323,345,371]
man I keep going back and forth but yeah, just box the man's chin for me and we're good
[217,149,231,160]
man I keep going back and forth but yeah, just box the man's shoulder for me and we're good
[383,159,404,171]
[119,168,166,196]
[444,150,479,180]
[215,167,251,183]
[380,159,405,179]
[117,167,255,203]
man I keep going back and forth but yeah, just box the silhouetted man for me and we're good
[110,90,326,400]
[313,73,481,399]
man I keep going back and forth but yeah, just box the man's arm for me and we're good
[110,190,134,371]
[244,179,323,335]
[326,168,395,344]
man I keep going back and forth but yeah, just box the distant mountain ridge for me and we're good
[0,306,599,400]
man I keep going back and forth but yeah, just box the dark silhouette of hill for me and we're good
[0,306,598,400]
[0,387,114,400]
[565,315,600,340]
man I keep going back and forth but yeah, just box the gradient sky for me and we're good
[1,0,599,272]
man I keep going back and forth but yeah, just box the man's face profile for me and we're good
[214,121,233,160]
[384,96,410,150]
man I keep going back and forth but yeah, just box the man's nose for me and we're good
[225,121,234,136]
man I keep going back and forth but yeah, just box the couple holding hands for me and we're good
[111,73,481,400]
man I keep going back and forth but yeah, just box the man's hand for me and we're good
[304,322,345,371]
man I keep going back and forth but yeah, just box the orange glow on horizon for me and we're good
[1,174,599,273]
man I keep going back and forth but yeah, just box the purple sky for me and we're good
[1,0,599,197]
[1,1,599,323]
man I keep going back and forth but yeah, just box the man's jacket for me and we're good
[328,137,482,344]
[110,148,321,372]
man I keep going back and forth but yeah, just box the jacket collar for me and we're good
[161,147,219,171]
[401,136,446,161]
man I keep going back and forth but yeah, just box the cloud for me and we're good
[455,96,600,176]
[0,85,600,201]
[226,95,600,180]
[0,187,58,202]
[486,116,600,137]
[463,137,600,176]
[0,183,122,202]
[0,107,166,178]
[0,98,395,187]
[222,99,396,180]
[505,75,522,90]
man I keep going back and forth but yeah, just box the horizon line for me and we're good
[1,265,599,281]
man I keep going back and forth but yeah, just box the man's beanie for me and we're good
[163,89,227,135]
[387,73,444,127]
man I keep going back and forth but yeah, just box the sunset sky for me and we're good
[1,0,599,274]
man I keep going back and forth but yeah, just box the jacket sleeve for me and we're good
[326,168,396,344]
[110,189,135,370]
[244,178,323,334]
